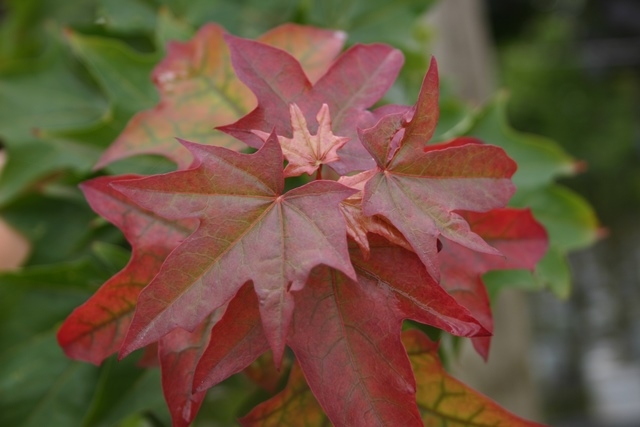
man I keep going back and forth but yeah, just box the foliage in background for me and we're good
[0,0,599,426]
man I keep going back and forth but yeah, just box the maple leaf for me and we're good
[240,362,328,427]
[403,329,548,426]
[439,208,548,359]
[284,238,487,427]
[358,58,517,280]
[56,175,196,365]
[159,315,218,427]
[338,169,413,257]
[218,34,404,173]
[193,282,269,392]
[113,135,356,365]
[253,103,349,178]
[95,24,346,169]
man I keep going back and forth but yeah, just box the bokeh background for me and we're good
[0,0,638,426]
[488,1,640,425]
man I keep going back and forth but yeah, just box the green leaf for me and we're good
[154,6,196,48]
[303,0,434,49]
[0,55,108,141]
[533,247,573,299]
[82,356,169,427]
[0,137,101,206]
[512,184,600,252]
[65,30,159,117]
[0,332,99,427]
[0,195,100,265]
[482,269,540,302]
[0,0,98,62]
[466,93,578,191]
[95,0,158,35]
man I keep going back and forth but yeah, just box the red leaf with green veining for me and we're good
[159,314,219,427]
[95,23,346,170]
[284,238,486,427]
[240,362,329,427]
[218,34,404,173]
[288,266,422,427]
[56,175,196,365]
[114,135,356,365]
[193,282,269,392]
[358,59,517,280]
[403,329,548,427]
[438,208,548,359]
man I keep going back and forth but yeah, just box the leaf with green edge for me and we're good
[218,33,404,173]
[466,93,580,191]
[115,136,356,366]
[240,362,329,427]
[65,29,160,117]
[403,329,548,427]
[57,175,197,365]
[358,61,516,280]
[96,23,347,170]
[438,209,548,359]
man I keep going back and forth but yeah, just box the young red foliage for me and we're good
[114,135,356,366]
[218,34,404,173]
[57,175,196,365]
[356,60,517,281]
[438,208,548,359]
[60,24,550,427]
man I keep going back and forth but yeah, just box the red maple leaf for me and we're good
[59,24,550,427]
[357,58,517,280]
[57,175,196,364]
[193,237,487,426]
[439,208,548,359]
[95,24,347,170]
[217,33,404,173]
[113,134,356,365]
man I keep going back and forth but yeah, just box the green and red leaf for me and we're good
[219,34,404,173]
[95,24,347,170]
[57,175,196,364]
[439,208,548,359]
[358,61,517,280]
[115,135,356,365]
[403,329,547,426]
